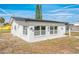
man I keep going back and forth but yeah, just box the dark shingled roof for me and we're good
[12,17,68,24]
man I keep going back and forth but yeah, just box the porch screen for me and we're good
[50,26,58,34]
[34,26,46,35]
[54,26,58,34]
[23,26,27,35]
[34,26,40,35]
[50,26,54,34]
[41,26,46,35]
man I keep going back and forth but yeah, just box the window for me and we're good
[41,26,45,30]
[23,26,27,35]
[34,26,40,35]
[34,26,46,35]
[54,26,58,34]
[14,25,19,31]
[14,25,16,30]
[50,26,53,30]
[35,26,40,30]
[50,26,58,34]
[50,26,54,34]
[41,26,46,35]
[55,26,57,30]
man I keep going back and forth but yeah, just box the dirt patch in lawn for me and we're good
[0,33,79,54]
[31,37,79,53]
[71,32,79,36]
[0,33,31,54]
[66,32,79,36]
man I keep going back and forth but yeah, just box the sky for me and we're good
[0,4,79,23]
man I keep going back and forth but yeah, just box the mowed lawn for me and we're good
[0,32,79,54]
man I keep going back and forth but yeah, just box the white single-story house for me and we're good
[11,17,68,42]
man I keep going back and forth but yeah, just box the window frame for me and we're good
[23,26,27,35]
[50,26,54,34]
[54,26,58,34]
[34,26,46,36]
[40,26,46,35]
[34,26,40,35]
[50,26,58,34]
[14,25,16,31]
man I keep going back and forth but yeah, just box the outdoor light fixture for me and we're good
[30,27,33,31]
[61,28,63,30]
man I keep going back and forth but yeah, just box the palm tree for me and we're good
[35,4,42,20]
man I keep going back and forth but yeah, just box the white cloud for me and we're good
[5,9,35,18]
[43,12,79,23]
[0,9,35,22]
[0,9,79,23]
[43,13,76,16]
[48,5,76,13]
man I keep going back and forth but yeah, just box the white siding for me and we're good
[11,20,66,42]
[26,26,66,42]
[58,26,66,35]
[11,20,29,41]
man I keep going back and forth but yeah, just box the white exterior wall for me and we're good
[11,20,66,42]
[11,20,29,41]
[27,26,66,42]
[58,26,66,35]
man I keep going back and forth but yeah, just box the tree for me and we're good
[4,23,10,26]
[0,17,5,23]
[35,4,42,20]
